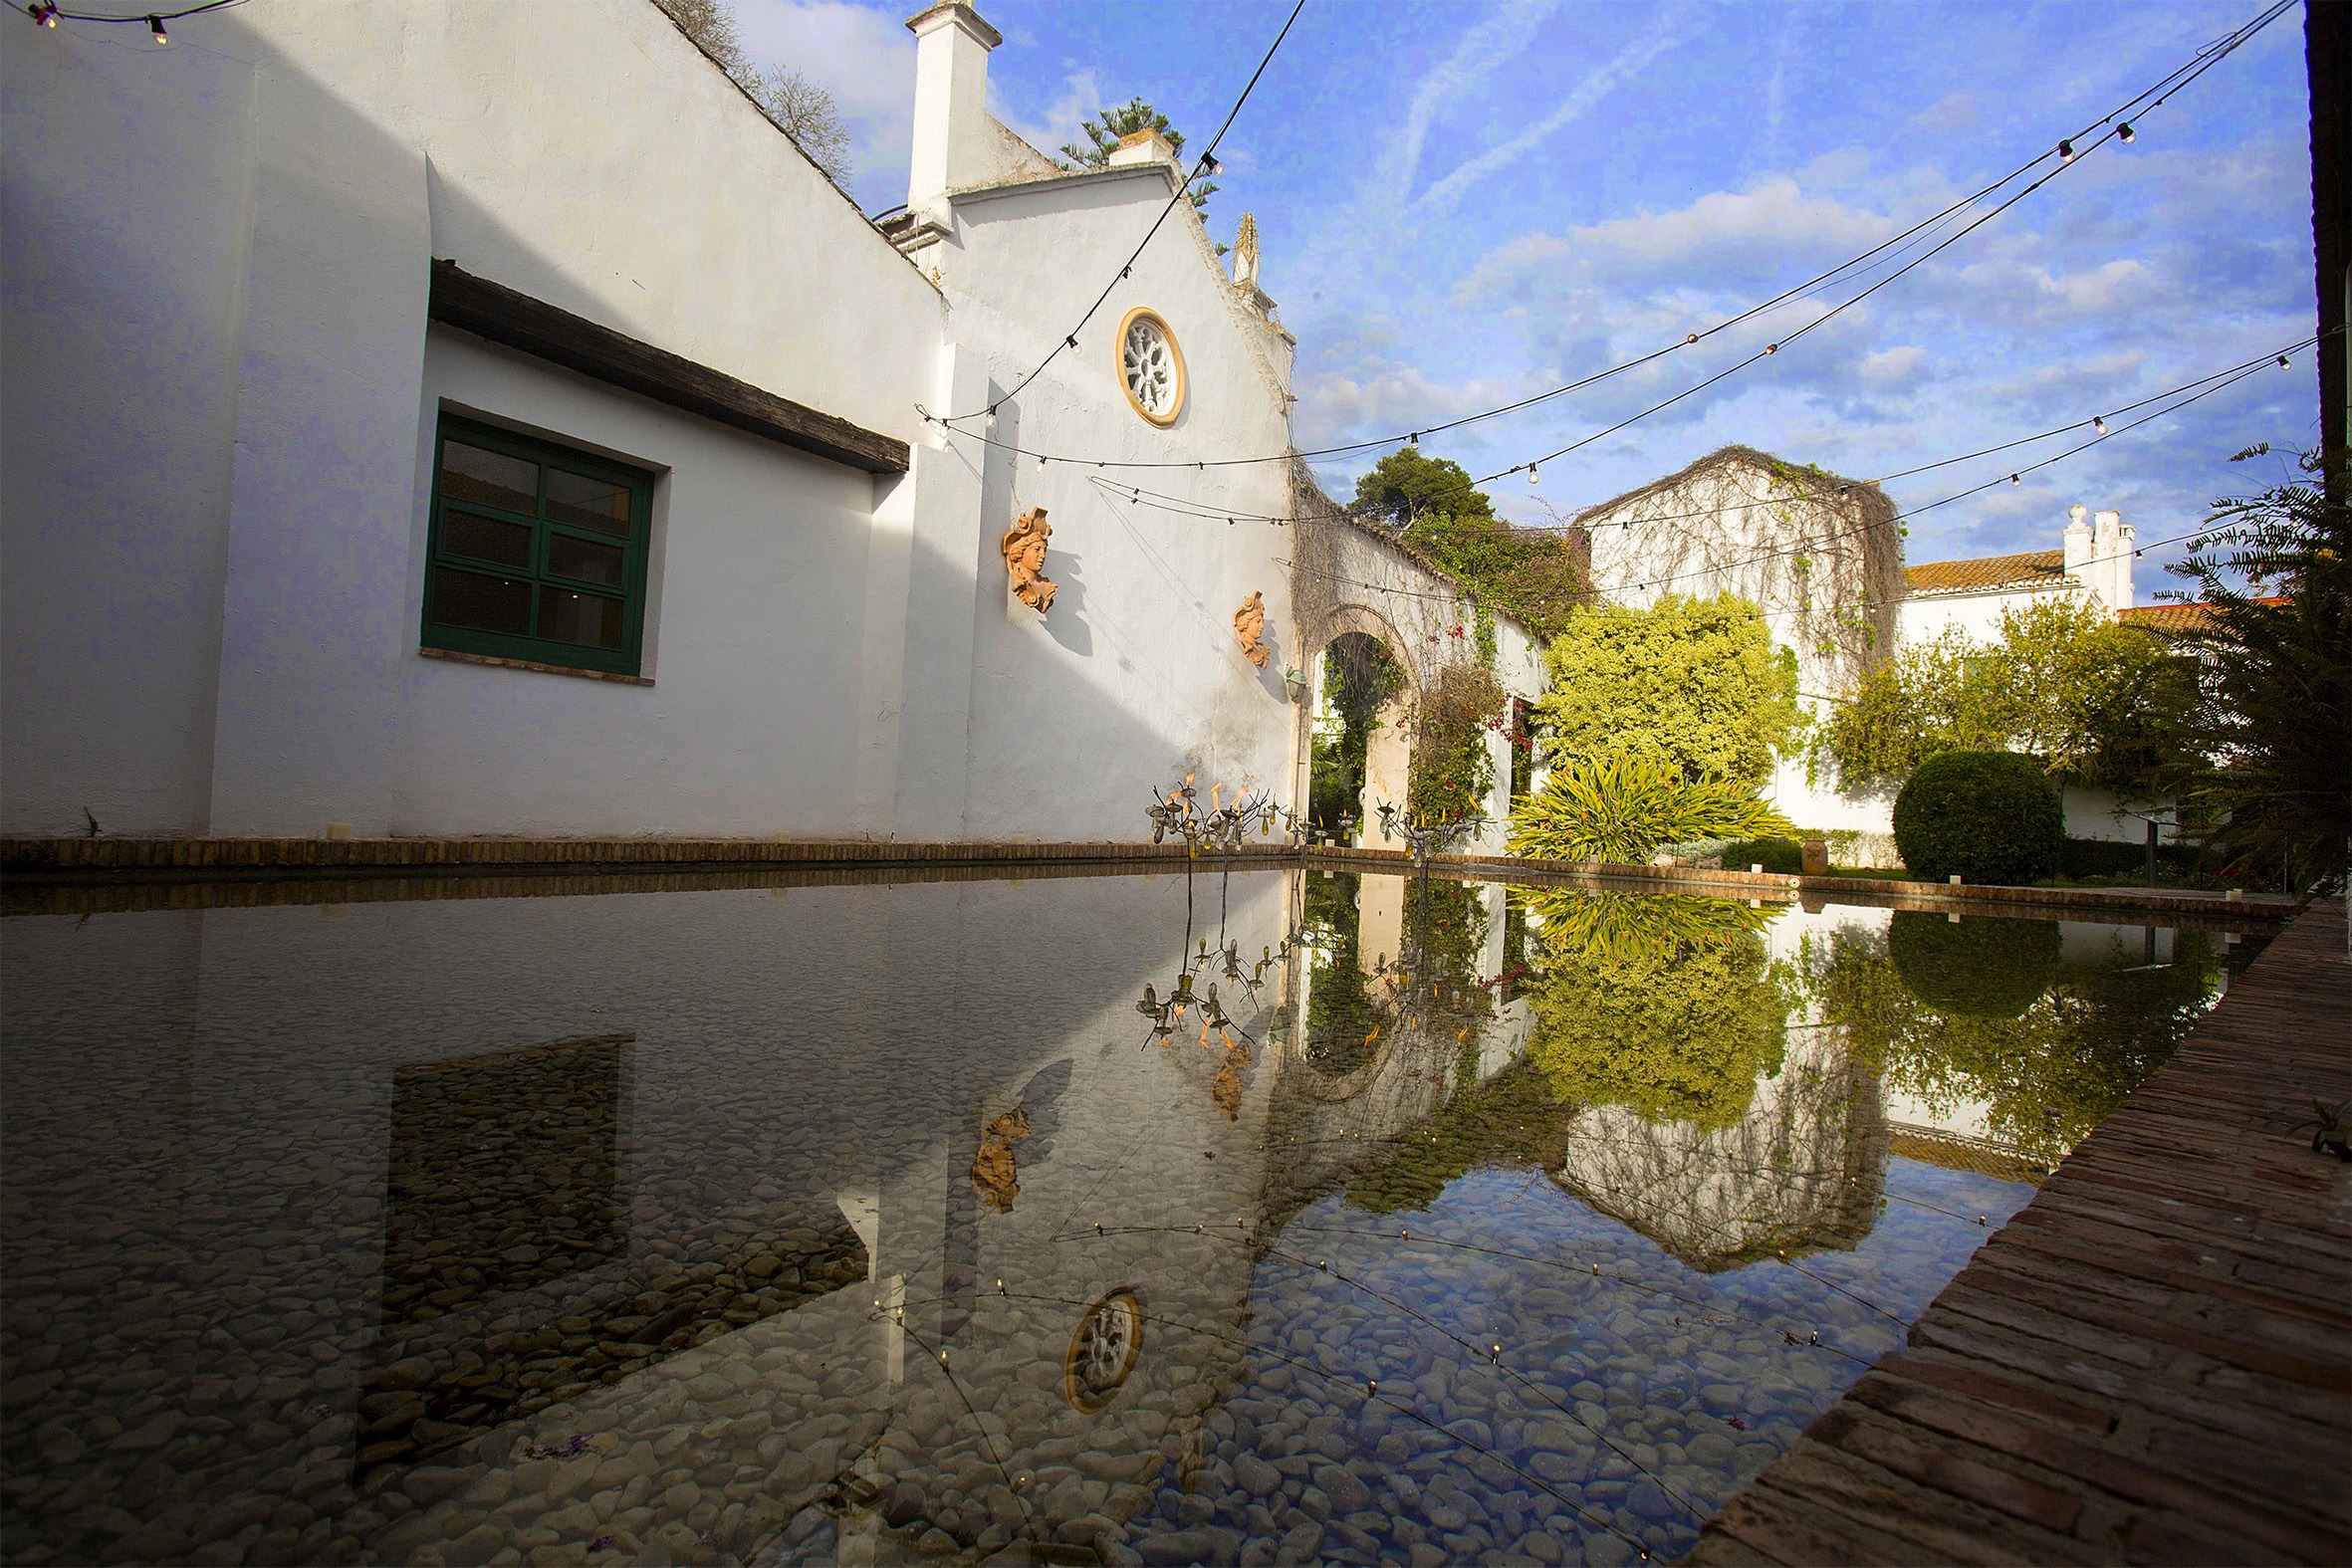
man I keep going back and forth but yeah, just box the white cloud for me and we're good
[1859,344,1926,389]
[998,69,1108,167]
[1907,91,1977,135]
[1292,358,1520,452]
[734,0,914,196]
[1412,9,1694,214]
[1469,177,1899,294]
[1386,0,1565,199]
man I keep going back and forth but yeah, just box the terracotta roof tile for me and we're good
[1904,550,2066,593]
[2116,603,2215,634]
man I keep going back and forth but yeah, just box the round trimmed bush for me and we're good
[1893,751,2064,885]
[1888,910,2061,1018]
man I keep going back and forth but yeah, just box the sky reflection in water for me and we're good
[0,868,2257,1567]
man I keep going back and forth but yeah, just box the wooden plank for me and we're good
[426,259,910,474]
[1691,904,2352,1565]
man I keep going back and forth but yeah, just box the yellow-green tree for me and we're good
[1536,593,1799,787]
[1822,598,2196,794]
[1525,894,1791,1129]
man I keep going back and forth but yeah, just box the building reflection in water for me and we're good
[0,866,2243,1566]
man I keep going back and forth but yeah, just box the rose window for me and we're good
[1116,309,1185,426]
[1063,1291,1142,1412]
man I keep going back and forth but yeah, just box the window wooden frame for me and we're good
[421,416,655,677]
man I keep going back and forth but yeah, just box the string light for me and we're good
[2057,137,2076,162]
[1526,464,1539,487]
[927,0,1302,421]
[2278,353,2292,369]
[2117,120,2136,143]
[2093,415,2108,434]
[932,3,2287,476]
[20,0,245,28]
[2008,473,2020,485]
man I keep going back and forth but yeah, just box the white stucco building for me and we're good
[1898,504,2139,644]
[1576,447,1907,848]
[3,0,1537,845]
[1580,448,2180,851]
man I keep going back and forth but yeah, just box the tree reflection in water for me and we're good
[1818,913,2225,1168]
[1517,889,1791,1132]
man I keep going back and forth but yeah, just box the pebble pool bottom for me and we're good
[0,867,2245,1567]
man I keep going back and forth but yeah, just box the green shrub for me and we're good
[1507,752,1795,865]
[1887,911,2062,1018]
[1893,751,2063,884]
[1721,836,1804,874]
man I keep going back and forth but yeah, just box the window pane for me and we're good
[538,586,623,650]
[431,567,532,636]
[440,510,534,568]
[546,469,631,535]
[547,533,624,587]
[440,441,539,513]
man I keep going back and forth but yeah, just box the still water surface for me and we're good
[0,868,2258,1566]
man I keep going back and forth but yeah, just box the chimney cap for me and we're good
[904,1,1001,49]
[1107,128,1179,168]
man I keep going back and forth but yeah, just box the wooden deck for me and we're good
[1690,902,2352,1566]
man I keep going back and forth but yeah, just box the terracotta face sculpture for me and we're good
[1001,507,1057,613]
[1233,590,1270,668]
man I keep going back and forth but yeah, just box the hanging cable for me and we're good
[923,0,1305,424]
[19,0,245,29]
[931,0,2290,473]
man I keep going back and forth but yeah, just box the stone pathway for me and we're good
[1687,902,2351,1566]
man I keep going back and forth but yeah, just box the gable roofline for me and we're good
[1288,458,1547,646]
[1904,550,2071,596]
[1572,444,1889,525]
[642,0,935,283]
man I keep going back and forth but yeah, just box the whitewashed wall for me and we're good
[1580,454,1899,838]
[4,0,1543,846]
[3,0,941,838]
[1895,581,2087,646]
[904,156,1305,839]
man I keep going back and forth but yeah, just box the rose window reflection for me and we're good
[1063,1291,1142,1412]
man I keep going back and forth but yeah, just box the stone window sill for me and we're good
[419,645,652,686]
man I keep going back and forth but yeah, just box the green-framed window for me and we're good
[421,417,654,676]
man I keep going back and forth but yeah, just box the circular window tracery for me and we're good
[1063,1290,1143,1412]
[1116,309,1186,426]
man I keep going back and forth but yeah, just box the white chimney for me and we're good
[904,2,1001,222]
[2095,509,2133,612]
[1105,128,1177,169]
[2063,504,2093,591]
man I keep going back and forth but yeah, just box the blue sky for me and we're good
[737,0,2318,583]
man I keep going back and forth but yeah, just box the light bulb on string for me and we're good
[146,13,167,43]
[2278,354,2292,369]
[1527,465,1539,488]
[2093,416,2108,435]
[984,405,998,435]
[2008,474,2020,486]
[1764,342,1778,355]
[26,2,59,26]
[1684,333,1698,345]
[1407,432,1419,448]
[2057,138,2074,162]
[2116,121,2135,144]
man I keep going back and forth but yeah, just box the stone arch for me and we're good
[1292,602,1421,849]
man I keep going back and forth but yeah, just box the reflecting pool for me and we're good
[0,868,2264,1566]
